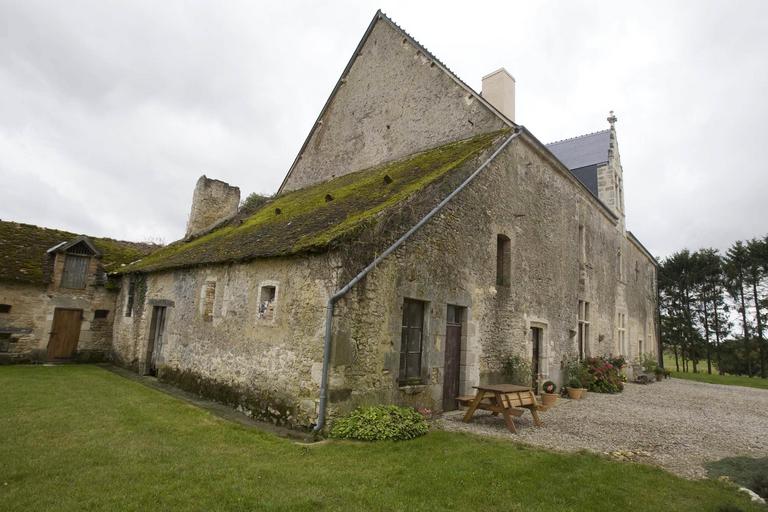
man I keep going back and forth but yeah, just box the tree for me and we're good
[747,238,768,377]
[724,241,754,376]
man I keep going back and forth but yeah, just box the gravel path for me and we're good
[435,379,768,479]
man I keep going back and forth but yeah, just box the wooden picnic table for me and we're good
[460,384,544,434]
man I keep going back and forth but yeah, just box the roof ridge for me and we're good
[0,218,158,248]
[545,128,610,146]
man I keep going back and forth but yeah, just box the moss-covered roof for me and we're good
[121,130,507,274]
[0,220,158,285]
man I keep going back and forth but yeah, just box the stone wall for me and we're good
[185,176,241,239]
[0,253,119,363]
[112,254,339,428]
[280,17,507,193]
[328,133,657,415]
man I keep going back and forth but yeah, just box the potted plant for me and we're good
[654,367,665,382]
[540,380,559,407]
[566,378,585,400]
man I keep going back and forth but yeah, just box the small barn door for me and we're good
[146,306,167,375]
[442,305,464,411]
[47,308,83,360]
[531,327,542,392]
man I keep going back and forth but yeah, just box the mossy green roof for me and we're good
[0,220,158,285]
[121,130,507,274]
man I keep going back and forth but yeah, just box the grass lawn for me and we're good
[0,365,762,512]
[664,353,768,390]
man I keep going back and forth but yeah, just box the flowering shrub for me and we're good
[585,356,624,394]
[542,380,557,394]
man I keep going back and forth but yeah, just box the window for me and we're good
[125,280,136,317]
[94,309,109,320]
[496,234,511,286]
[61,254,89,289]
[400,298,425,383]
[578,225,586,266]
[0,333,11,352]
[618,251,625,282]
[638,339,644,356]
[0,304,11,314]
[578,300,590,360]
[202,281,216,322]
[258,285,277,321]
[635,261,640,283]
[617,312,627,355]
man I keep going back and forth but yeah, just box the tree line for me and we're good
[659,237,768,378]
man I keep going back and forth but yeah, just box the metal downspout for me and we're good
[313,128,522,433]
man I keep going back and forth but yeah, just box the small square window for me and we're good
[0,304,11,313]
[258,285,277,321]
[94,309,109,320]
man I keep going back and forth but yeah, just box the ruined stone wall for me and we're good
[329,135,657,414]
[280,18,507,193]
[112,254,339,428]
[0,254,118,363]
[185,176,241,239]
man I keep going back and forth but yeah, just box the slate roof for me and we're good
[546,130,610,170]
[0,220,157,285]
[121,130,508,274]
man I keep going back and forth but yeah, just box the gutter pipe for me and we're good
[313,127,523,432]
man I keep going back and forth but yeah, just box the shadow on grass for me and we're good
[707,456,768,499]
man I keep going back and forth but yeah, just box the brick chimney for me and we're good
[185,175,240,239]
[481,68,515,122]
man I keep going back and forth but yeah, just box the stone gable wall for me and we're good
[280,19,506,193]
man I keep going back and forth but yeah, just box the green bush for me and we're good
[641,353,658,374]
[501,354,532,386]
[330,405,428,441]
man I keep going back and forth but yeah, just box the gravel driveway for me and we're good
[436,379,768,479]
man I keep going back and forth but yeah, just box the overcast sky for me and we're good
[1,1,766,258]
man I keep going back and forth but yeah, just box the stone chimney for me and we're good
[185,175,240,239]
[481,68,515,122]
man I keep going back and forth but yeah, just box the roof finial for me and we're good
[607,110,617,126]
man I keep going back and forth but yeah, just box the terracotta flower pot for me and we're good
[655,373,663,382]
[540,392,559,407]
[566,387,585,400]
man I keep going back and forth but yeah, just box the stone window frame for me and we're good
[256,280,280,324]
[125,280,136,317]
[398,297,430,386]
[577,300,590,360]
[617,311,627,356]
[200,279,217,322]
[495,234,511,287]
[526,318,550,383]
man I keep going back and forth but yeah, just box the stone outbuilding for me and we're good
[111,11,659,430]
[0,220,156,363]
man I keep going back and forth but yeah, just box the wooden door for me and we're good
[146,306,167,375]
[47,308,83,360]
[442,305,463,411]
[531,327,542,392]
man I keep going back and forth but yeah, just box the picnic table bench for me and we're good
[458,384,544,434]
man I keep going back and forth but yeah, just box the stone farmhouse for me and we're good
[0,11,656,430]
[0,221,155,363]
[108,11,658,431]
